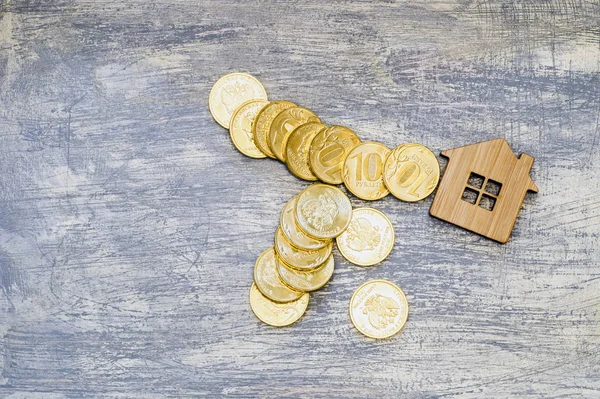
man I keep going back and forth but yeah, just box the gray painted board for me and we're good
[0,1,599,398]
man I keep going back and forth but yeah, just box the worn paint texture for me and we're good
[0,1,599,398]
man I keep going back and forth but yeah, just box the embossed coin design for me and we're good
[309,126,361,184]
[229,99,269,158]
[383,143,440,202]
[253,100,296,158]
[336,208,395,266]
[254,248,304,303]
[295,184,353,239]
[277,254,334,292]
[349,280,408,339]
[250,283,309,327]
[343,142,391,200]
[280,197,330,250]
[209,73,268,128]
[268,106,320,161]
[275,227,333,270]
[285,122,327,181]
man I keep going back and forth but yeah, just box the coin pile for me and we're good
[209,72,441,203]
[250,183,396,327]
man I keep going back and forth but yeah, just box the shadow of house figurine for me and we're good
[429,138,538,243]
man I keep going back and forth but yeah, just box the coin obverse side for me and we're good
[309,126,362,185]
[294,183,353,239]
[254,248,305,303]
[383,143,440,202]
[253,100,296,159]
[250,283,309,327]
[285,122,327,181]
[276,254,334,292]
[280,196,330,250]
[336,208,395,266]
[268,106,320,162]
[275,227,333,271]
[343,141,391,201]
[229,99,269,158]
[349,280,409,339]
[209,73,268,128]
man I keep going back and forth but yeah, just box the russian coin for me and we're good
[383,143,440,202]
[295,183,353,239]
[276,253,334,292]
[274,227,333,270]
[349,280,408,339]
[229,100,269,158]
[268,106,320,162]
[342,142,391,200]
[253,100,296,159]
[285,122,327,181]
[336,208,395,266]
[250,283,309,327]
[309,126,361,184]
[209,73,268,128]
[254,248,304,303]
[280,196,330,250]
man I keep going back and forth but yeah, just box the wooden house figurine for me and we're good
[429,138,538,243]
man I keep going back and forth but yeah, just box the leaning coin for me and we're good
[274,227,333,271]
[383,143,440,202]
[342,141,391,200]
[250,283,309,327]
[253,100,296,158]
[295,183,353,239]
[229,99,269,158]
[349,280,409,339]
[268,106,320,162]
[309,126,361,184]
[280,196,330,250]
[277,254,334,292]
[336,208,395,266]
[285,122,327,181]
[254,248,305,303]
[209,72,268,128]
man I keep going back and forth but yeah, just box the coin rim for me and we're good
[335,207,395,266]
[285,122,327,181]
[249,283,309,327]
[228,99,269,159]
[253,247,305,303]
[276,253,334,292]
[342,141,391,201]
[294,183,353,239]
[252,100,296,159]
[348,279,409,339]
[209,72,267,128]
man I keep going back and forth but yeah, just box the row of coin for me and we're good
[209,72,441,202]
[250,183,407,338]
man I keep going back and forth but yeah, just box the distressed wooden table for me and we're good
[0,1,599,398]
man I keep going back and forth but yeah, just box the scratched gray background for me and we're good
[0,0,599,398]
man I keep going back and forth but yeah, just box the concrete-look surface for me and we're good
[0,1,598,398]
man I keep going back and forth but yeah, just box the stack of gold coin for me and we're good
[209,72,440,203]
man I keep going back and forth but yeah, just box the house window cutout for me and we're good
[485,179,502,196]
[467,172,484,189]
[479,194,497,211]
[461,187,479,204]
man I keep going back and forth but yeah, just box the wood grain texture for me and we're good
[0,0,598,398]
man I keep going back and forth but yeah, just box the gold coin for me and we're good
[349,280,408,339]
[229,100,269,158]
[277,254,334,292]
[249,283,309,327]
[254,248,304,303]
[209,73,268,128]
[268,106,320,161]
[280,196,330,250]
[285,122,327,181]
[295,183,353,239]
[309,126,361,184]
[274,227,333,270]
[383,143,440,202]
[342,142,391,200]
[253,100,296,158]
[336,208,395,266]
